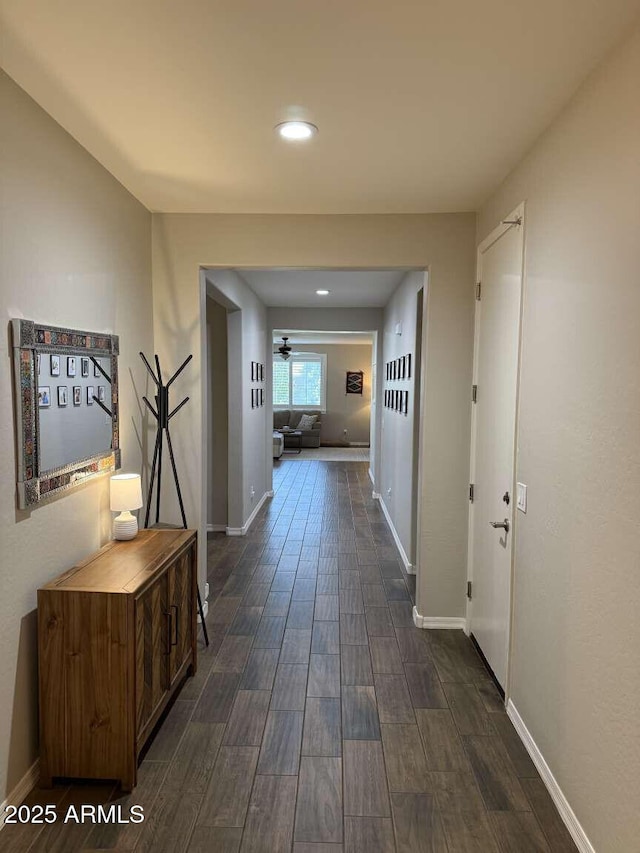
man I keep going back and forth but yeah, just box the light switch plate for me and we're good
[516,482,527,513]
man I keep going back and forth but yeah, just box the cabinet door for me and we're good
[135,574,169,740]
[166,548,194,688]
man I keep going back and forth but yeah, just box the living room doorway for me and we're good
[271,330,377,464]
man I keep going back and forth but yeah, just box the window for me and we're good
[273,353,327,411]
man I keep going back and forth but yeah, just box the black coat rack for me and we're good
[140,351,208,646]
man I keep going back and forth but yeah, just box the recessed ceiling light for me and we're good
[316,289,330,295]
[275,121,318,141]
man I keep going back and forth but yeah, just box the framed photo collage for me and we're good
[383,353,411,415]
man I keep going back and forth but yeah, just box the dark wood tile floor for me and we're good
[4,461,578,852]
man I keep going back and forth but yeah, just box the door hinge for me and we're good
[469,484,475,503]
[467,581,472,599]
[476,282,482,300]
[472,384,477,403]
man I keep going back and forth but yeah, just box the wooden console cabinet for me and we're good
[38,529,197,791]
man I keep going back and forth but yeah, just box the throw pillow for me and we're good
[296,413,317,431]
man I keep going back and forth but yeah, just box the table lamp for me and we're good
[110,473,143,540]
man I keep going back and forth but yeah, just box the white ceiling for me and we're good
[1,1,639,213]
[274,331,374,347]
[239,269,408,307]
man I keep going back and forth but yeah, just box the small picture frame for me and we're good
[98,386,106,403]
[81,357,90,377]
[402,391,409,415]
[260,364,264,382]
[87,386,95,405]
[67,356,76,377]
[406,353,411,379]
[260,388,264,407]
[94,359,101,377]
[57,386,68,407]
[38,386,51,408]
[395,390,400,411]
[400,356,406,380]
[73,386,82,406]
[251,362,255,382]
[251,388,255,409]
[50,354,60,376]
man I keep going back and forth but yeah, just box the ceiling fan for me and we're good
[274,336,292,361]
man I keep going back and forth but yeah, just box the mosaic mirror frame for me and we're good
[12,319,121,508]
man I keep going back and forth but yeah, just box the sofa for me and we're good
[273,409,321,448]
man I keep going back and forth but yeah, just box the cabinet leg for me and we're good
[121,763,137,793]
[120,774,135,793]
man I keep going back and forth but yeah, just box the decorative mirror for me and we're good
[11,319,120,508]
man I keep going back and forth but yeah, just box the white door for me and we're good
[469,205,524,690]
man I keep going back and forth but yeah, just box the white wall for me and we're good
[0,71,152,801]
[288,343,373,445]
[152,215,476,622]
[478,26,640,853]
[380,271,425,567]
[206,298,228,528]
[204,270,269,533]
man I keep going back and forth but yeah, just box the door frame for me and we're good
[466,202,526,699]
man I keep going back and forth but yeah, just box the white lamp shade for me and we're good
[110,474,143,512]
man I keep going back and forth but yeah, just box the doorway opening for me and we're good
[271,329,376,463]
[205,296,229,532]
[200,265,428,615]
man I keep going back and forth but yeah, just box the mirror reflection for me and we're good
[36,353,113,472]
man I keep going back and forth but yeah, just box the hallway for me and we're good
[1,461,578,853]
[183,460,576,851]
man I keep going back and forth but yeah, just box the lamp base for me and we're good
[114,510,139,541]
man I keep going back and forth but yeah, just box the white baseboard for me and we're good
[0,760,40,830]
[507,700,595,853]
[413,606,467,631]
[226,490,271,537]
[375,495,414,574]
[207,523,226,533]
[368,467,375,487]
[371,490,381,500]
[197,599,209,622]
[349,442,369,447]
